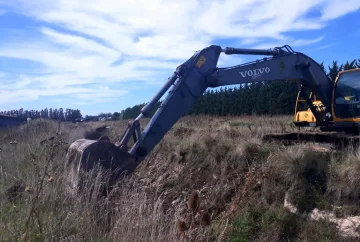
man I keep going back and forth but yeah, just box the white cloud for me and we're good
[321,0,360,20]
[0,0,358,109]
[307,43,337,52]
[252,35,325,49]
[40,27,118,59]
[0,84,128,106]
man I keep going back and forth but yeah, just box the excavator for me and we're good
[65,44,360,193]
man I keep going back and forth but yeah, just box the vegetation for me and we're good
[1,115,360,241]
[120,101,161,120]
[0,108,82,122]
[0,109,122,123]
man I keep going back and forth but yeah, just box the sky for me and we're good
[0,0,359,116]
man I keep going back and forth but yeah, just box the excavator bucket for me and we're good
[64,136,137,196]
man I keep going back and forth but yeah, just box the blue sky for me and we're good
[0,0,359,116]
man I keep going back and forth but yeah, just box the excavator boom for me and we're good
[122,45,334,164]
[66,44,339,194]
[209,48,333,108]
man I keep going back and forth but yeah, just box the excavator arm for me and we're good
[118,45,334,166]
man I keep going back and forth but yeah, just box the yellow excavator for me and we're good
[65,45,360,194]
[265,67,360,147]
[294,68,360,130]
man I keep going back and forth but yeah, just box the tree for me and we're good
[112,112,121,120]
[328,61,342,82]
[120,101,162,119]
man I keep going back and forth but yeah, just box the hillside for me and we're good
[1,116,360,241]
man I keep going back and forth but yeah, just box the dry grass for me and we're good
[0,115,359,241]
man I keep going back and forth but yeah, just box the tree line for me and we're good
[0,108,83,122]
[120,59,360,119]
[119,102,161,120]
[0,107,123,123]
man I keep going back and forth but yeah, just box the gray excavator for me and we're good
[65,45,360,194]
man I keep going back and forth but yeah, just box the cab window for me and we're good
[334,71,360,118]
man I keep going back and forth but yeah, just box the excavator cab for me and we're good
[332,69,360,125]
[293,69,360,131]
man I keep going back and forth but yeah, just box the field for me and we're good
[1,115,360,241]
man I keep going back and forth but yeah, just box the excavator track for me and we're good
[262,131,360,150]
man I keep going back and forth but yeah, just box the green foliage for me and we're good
[227,206,298,242]
[187,80,299,116]
[227,205,343,242]
[328,61,342,81]
[112,112,121,120]
[120,101,161,119]
[0,108,82,122]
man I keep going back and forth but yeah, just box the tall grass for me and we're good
[0,115,359,241]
